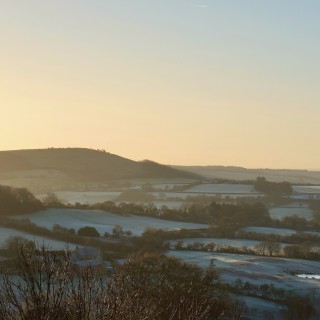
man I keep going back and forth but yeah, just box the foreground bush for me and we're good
[106,252,231,320]
[0,246,236,320]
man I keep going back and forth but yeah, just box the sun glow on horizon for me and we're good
[1,1,320,170]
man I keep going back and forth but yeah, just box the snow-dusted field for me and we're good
[219,193,263,199]
[0,227,78,250]
[184,184,260,194]
[37,183,266,206]
[242,227,320,240]
[152,191,261,200]
[17,209,208,236]
[293,185,320,194]
[170,238,261,249]
[242,227,297,236]
[168,251,320,294]
[239,295,283,319]
[269,207,313,220]
[170,238,293,252]
[36,191,121,205]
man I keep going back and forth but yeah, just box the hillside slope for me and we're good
[0,148,200,192]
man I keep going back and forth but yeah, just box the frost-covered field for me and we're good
[185,184,259,194]
[17,209,208,236]
[242,227,320,239]
[219,193,263,199]
[0,227,78,250]
[152,191,261,200]
[242,227,297,236]
[292,185,320,200]
[239,295,283,319]
[168,251,320,294]
[269,207,313,220]
[293,185,320,194]
[170,238,261,249]
[36,191,121,205]
[170,238,291,251]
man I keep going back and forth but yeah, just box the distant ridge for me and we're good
[172,165,320,184]
[0,148,200,192]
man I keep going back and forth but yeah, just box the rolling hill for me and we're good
[0,148,200,193]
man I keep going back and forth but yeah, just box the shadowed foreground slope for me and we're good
[0,248,236,320]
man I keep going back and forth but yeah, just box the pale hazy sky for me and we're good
[1,1,319,169]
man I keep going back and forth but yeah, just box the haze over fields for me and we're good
[174,165,320,184]
[1,148,320,194]
[1,2,320,318]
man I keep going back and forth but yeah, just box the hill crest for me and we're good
[0,148,200,193]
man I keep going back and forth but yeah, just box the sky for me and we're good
[1,0,320,169]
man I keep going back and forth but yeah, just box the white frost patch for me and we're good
[243,227,297,236]
[269,207,313,220]
[185,184,259,194]
[171,238,260,249]
[0,227,78,250]
[297,274,320,279]
[168,251,320,293]
[37,191,121,205]
[16,209,208,236]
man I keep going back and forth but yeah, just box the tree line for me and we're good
[254,177,292,197]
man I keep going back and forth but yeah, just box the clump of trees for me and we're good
[0,246,239,320]
[254,177,292,197]
[110,224,132,237]
[77,226,100,237]
[107,252,233,319]
[206,201,271,227]
[2,236,36,257]
[255,237,281,257]
[53,224,76,236]
[0,185,43,215]
[42,192,66,208]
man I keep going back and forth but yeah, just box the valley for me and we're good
[1,149,320,319]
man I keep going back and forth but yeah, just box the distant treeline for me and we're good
[0,185,43,215]
[0,185,288,237]
[69,200,271,228]
[45,191,320,232]
[2,184,320,234]
[0,216,134,258]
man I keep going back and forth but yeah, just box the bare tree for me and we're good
[0,246,107,320]
[255,239,280,257]
[104,251,232,320]
[0,247,237,320]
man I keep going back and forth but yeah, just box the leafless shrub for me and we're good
[0,247,236,320]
